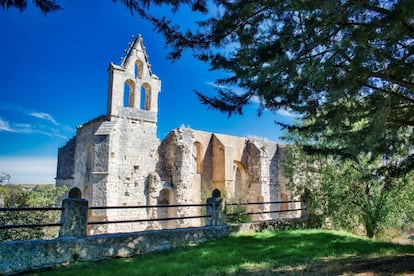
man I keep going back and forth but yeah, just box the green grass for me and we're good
[28,229,414,275]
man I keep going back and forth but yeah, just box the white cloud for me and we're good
[0,156,57,184]
[0,118,13,132]
[13,123,34,133]
[277,109,296,118]
[0,105,74,138]
[0,122,43,135]
[0,119,34,134]
[29,112,58,125]
[205,81,229,91]
[250,96,262,104]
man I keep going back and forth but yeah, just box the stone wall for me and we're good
[56,137,76,183]
[0,220,309,275]
[104,115,160,233]
[0,226,230,275]
[0,191,307,275]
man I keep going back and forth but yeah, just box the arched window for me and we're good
[233,160,249,200]
[212,189,221,198]
[158,189,171,205]
[135,60,144,79]
[233,160,248,188]
[194,141,203,174]
[141,83,151,110]
[124,79,135,107]
[157,189,177,228]
[69,187,82,199]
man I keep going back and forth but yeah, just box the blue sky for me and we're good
[0,1,295,184]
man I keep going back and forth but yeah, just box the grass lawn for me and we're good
[28,229,414,275]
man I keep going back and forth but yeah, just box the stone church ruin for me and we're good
[56,35,299,234]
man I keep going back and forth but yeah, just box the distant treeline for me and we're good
[0,184,67,241]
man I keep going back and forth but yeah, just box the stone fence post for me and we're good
[206,189,226,226]
[59,187,88,238]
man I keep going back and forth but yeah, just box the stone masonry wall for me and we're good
[56,137,76,183]
[157,128,199,227]
[105,115,160,233]
[0,226,230,275]
[0,218,307,275]
[72,118,105,192]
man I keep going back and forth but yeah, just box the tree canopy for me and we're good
[0,173,11,184]
[0,184,67,241]
[283,142,414,238]
[137,0,413,236]
[6,0,413,172]
[0,0,149,15]
[138,0,414,176]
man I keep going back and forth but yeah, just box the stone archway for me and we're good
[157,188,177,228]
[233,160,249,201]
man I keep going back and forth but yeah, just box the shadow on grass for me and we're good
[299,254,414,275]
[200,230,414,275]
[30,229,414,275]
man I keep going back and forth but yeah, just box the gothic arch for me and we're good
[124,79,135,107]
[141,82,151,110]
[157,188,177,228]
[233,160,249,199]
[158,189,172,205]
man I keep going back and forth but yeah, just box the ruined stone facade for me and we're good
[56,36,299,234]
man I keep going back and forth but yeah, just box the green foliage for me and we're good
[226,203,250,224]
[144,1,414,237]
[135,0,414,179]
[0,172,11,184]
[0,0,61,15]
[283,144,414,238]
[0,0,149,15]
[28,230,414,275]
[0,184,67,241]
[4,1,413,177]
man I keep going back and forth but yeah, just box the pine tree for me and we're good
[140,0,414,176]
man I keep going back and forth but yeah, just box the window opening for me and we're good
[141,83,151,110]
[124,80,135,107]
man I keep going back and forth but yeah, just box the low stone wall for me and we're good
[0,219,309,275]
[0,191,308,275]
[0,226,230,275]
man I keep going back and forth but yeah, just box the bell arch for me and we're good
[141,83,151,110]
[123,79,135,107]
